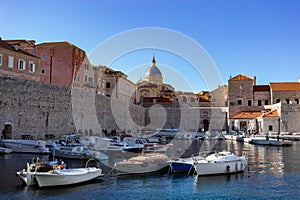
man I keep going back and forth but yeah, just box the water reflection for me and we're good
[1,140,300,198]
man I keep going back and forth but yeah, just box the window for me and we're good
[296,99,299,104]
[106,94,111,97]
[269,125,273,131]
[84,74,88,83]
[276,99,280,103]
[84,64,89,70]
[237,99,242,105]
[41,55,46,60]
[286,99,290,104]
[41,68,45,74]
[265,100,269,105]
[258,100,262,106]
[8,56,14,68]
[106,82,111,88]
[18,59,25,70]
[28,62,35,72]
[248,100,252,106]
[0,54,2,66]
[88,77,94,85]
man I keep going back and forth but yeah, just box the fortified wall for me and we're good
[0,76,146,139]
[0,76,228,139]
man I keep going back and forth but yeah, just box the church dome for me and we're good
[145,56,162,77]
[145,66,162,77]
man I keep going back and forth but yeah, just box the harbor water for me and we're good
[1,140,300,199]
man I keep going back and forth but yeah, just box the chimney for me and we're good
[253,76,256,85]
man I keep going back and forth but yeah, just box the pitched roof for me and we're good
[3,39,36,46]
[262,110,279,117]
[0,40,39,58]
[36,41,75,47]
[229,74,253,81]
[198,96,211,102]
[269,82,300,91]
[253,85,270,92]
[230,111,262,119]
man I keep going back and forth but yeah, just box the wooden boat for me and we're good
[114,153,170,174]
[193,151,247,176]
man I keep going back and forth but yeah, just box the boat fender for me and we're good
[177,148,182,154]
[226,165,230,173]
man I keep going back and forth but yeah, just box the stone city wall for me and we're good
[0,76,228,139]
[0,76,146,139]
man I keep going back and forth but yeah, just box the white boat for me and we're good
[0,147,13,154]
[114,153,170,174]
[193,151,248,176]
[34,167,103,187]
[0,139,50,154]
[50,134,105,160]
[17,158,103,187]
[82,136,167,157]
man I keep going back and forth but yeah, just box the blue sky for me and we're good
[1,0,300,92]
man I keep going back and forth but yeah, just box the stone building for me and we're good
[0,39,40,81]
[35,41,86,87]
[176,91,199,107]
[100,66,136,103]
[228,74,300,134]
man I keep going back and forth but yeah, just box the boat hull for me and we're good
[1,140,49,154]
[115,162,169,174]
[0,147,13,154]
[34,168,103,187]
[51,149,93,160]
[169,162,193,173]
[194,159,247,176]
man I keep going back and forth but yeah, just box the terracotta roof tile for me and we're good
[0,40,39,58]
[36,41,75,47]
[263,110,279,117]
[230,111,262,119]
[229,74,253,81]
[270,82,300,91]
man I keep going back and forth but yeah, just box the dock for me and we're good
[225,135,293,146]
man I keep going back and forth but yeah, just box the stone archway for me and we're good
[2,124,12,139]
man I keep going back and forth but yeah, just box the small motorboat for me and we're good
[114,153,170,174]
[168,157,193,173]
[1,139,49,154]
[17,158,103,187]
[114,144,174,174]
[0,147,13,154]
[193,151,248,176]
[50,134,106,160]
